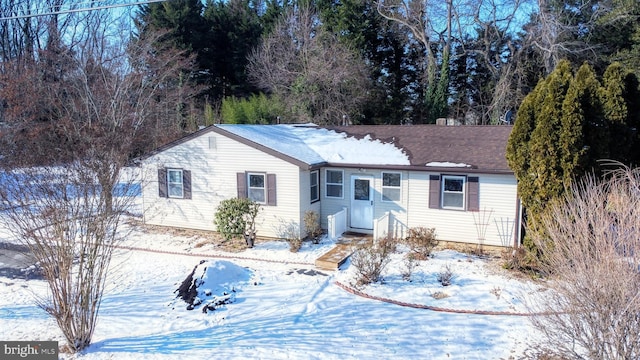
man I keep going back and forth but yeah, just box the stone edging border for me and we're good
[333,281,538,316]
[114,244,315,266]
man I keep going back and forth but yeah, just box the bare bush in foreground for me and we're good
[0,162,137,352]
[350,237,397,287]
[530,165,640,359]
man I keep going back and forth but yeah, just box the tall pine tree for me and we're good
[507,60,640,256]
[560,62,605,183]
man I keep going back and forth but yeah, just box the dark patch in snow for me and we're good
[0,242,44,280]
[286,268,328,277]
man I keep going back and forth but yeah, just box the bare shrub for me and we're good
[529,165,640,359]
[436,264,455,286]
[276,221,303,253]
[401,253,418,282]
[501,246,539,274]
[0,163,136,353]
[303,210,322,244]
[350,237,397,287]
[403,227,438,260]
[490,286,502,300]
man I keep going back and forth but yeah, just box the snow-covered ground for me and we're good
[0,216,545,359]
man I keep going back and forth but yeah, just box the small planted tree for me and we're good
[214,198,260,247]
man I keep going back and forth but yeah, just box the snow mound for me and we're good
[175,260,253,313]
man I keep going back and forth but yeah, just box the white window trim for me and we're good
[247,172,266,204]
[441,175,466,210]
[325,169,344,199]
[167,169,184,199]
[381,171,402,202]
[310,170,319,203]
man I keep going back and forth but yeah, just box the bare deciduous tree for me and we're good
[376,0,450,88]
[529,164,640,359]
[0,9,200,353]
[525,0,606,75]
[247,4,370,125]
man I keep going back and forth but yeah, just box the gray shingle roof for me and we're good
[329,125,513,172]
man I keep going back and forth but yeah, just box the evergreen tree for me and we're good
[507,59,640,256]
[316,0,415,124]
[425,49,450,124]
[136,0,207,52]
[560,62,605,183]
[506,79,544,207]
[507,60,573,253]
[527,60,573,213]
[220,93,285,124]
[601,62,633,163]
[203,0,263,99]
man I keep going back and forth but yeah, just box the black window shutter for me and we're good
[237,172,247,198]
[429,175,440,209]
[158,168,167,198]
[467,177,479,211]
[183,170,192,199]
[267,173,277,206]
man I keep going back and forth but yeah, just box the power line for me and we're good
[0,0,167,21]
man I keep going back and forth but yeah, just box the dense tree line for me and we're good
[0,0,639,138]
[130,0,640,126]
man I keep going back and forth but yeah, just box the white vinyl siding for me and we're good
[142,131,301,239]
[407,172,518,247]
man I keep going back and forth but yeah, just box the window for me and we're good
[158,168,191,199]
[442,175,465,209]
[237,172,276,206]
[381,172,401,202]
[310,170,319,203]
[248,173,266,203]
[167,169,184,198]
[325,169,343,198]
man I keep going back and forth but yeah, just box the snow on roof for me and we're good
[425,162,472,168]
[216,124,410,166]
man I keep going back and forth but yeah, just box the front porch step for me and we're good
[315,244,353,271]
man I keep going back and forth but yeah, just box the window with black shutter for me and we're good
[428,174,479,211]
[158,168,191,199]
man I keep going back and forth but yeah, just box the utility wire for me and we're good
[0,0,167,21]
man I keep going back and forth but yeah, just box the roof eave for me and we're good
[324,162,513,175]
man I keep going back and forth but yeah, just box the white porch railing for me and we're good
[327,207,348,240]
[373,211,391,240]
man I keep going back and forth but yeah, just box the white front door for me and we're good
[351,175,374,230]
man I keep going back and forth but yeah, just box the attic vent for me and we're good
[209,136,216,150]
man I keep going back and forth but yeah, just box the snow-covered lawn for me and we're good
[0,219,544,359]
